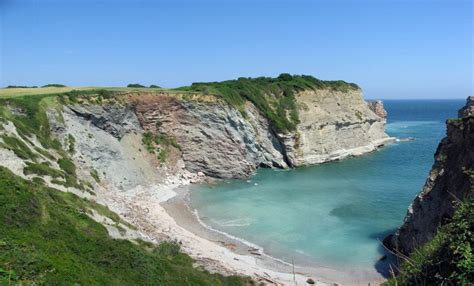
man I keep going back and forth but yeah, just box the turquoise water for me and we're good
[189,100,463,271]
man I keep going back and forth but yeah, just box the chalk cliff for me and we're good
[386,97,474,255]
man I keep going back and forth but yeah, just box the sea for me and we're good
[188,99,464,273]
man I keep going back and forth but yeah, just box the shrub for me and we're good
[0,135,38,160]
[277,73,293,81]
[58,158,76,176]
[385,199,474,285]
[127,83,145,88]
[5,85,38,89]
[23,162,63,178]
[149,84,161,88]
[41,84,66,88]
[176,74,360,132]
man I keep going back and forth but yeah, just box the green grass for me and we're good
[175,74,359,132]
[23,162,64,178]
[0,167,253,285]
[42,84,66,88]
[58,157,76,176]
[0,135,38,161]
[142,131,180,162]
[67,134,75,153]
[90,169,100,183]
[385,199,474,285]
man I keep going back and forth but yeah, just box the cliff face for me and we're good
[367,100,387,121]
[290,89,390,166]
[387,97,474,255]
[129,88,390,178]
[133,95,288,179]
[10,75,390,181]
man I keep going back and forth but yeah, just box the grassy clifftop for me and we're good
[176,74,359,132]
[2,74,359,133]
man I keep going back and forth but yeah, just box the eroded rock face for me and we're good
[387,98,474,255]
[367,100,388,120]
[47,89,391,180]
[133,90,391,178]
[134,96,288,179]
[67,104,141,139]
[288,90,391,166]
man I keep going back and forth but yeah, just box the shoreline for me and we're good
[95,139,398,286]
[162,185,389,286]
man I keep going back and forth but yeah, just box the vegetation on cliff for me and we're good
[0,167,251,285]
[0,93,252,285]
[176,74,359,132]
[385,199,473,285]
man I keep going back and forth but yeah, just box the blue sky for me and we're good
[1,0,472,99]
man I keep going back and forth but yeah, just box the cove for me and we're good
[188,100,463,271]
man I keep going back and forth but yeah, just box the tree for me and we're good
[127,83,145,88]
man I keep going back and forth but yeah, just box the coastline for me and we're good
[161,185,389,286]
[91,137,396,285]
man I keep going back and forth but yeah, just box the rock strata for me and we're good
[367,100,387,120]
[47,87,391,180]
[130,89,391,178]
[386,97,474,255]
[133,96,288,178]
[289,90,391,166]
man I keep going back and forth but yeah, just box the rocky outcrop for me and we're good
[386,98,474,255]
[133,95,288,179]
[45,86,391,180]
[129,88,391,178]
[130,89,391,178]
[367,100,388,120]
[288,90,391,166]
[458,96,474,118]
[67,104,141,139]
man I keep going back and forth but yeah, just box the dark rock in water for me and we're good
[378,255,387,261]
[306,278,315,284]
[382,234,394,250]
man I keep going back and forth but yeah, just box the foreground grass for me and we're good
[385,200,474,285]
[0,167,253,285]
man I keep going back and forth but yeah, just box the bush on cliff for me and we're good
[42,84,66,88]
[385,199,474,285]
[127,83,146,88]
[175,74,359,133]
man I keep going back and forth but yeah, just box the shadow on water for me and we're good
[370,228,399,278]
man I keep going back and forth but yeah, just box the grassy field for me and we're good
[0,86,169,98]
[0,167,253,285]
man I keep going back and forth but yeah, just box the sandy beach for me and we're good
[92,174,389,286]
